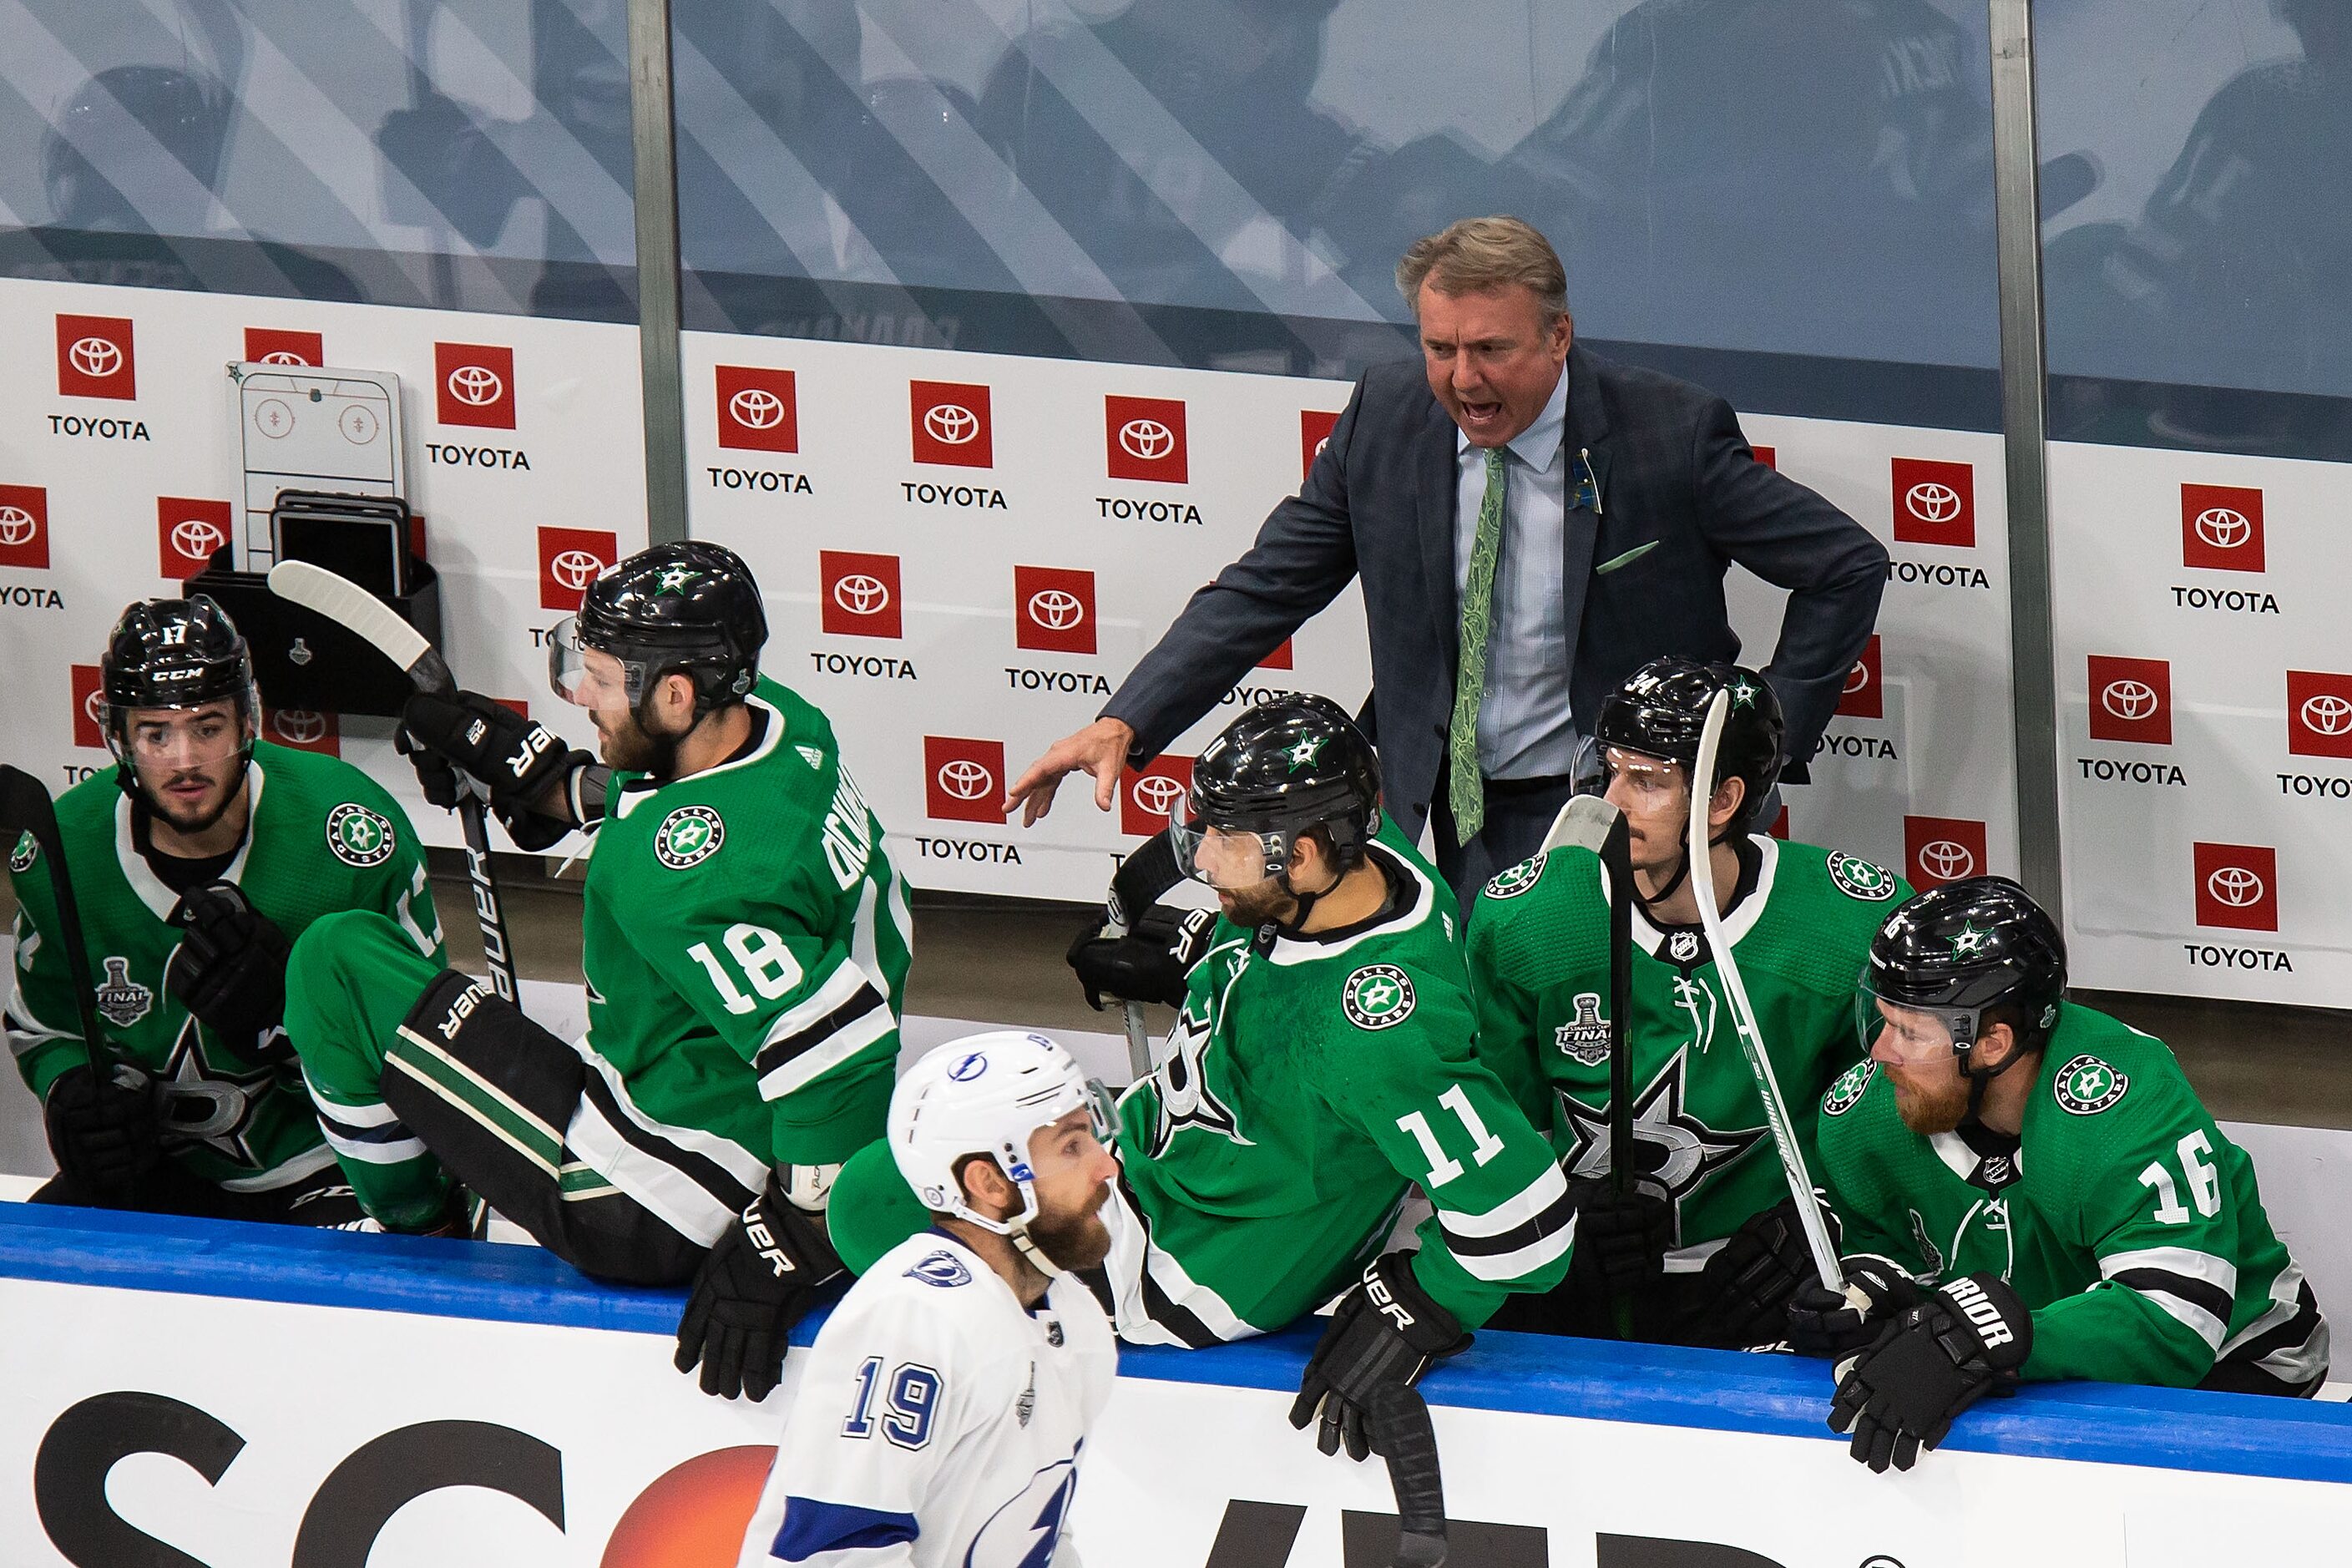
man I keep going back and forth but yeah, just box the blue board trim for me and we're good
[5,1204,2349,1486]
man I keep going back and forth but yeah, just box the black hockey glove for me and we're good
[1067,903,1216,1010]
[675,1169,845,1400]
[1563,1178,1672,1302]
[165,880,292,1063]
[399,690,581,818]
[43,1061,160,1200]
[1290,1252,1470,1462]
[1829,1272,2032,1473]
[1788,1257,1924,1359]
[1682,1193,1843,1349]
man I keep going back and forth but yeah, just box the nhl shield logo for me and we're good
[655,805,724,870]
[94,955,153,1028]
[1823,1059,1876,1117]
[325,803,396,868]
[1827,852,1896,902]
[1667,930,1703,964]
[1552,992,1611,1065]
[2053,1053,2128,1115]
[1484,854,1546,900]
[1342,964,1416,1031]
[8,830,33,873]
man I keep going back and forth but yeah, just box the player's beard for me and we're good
[139,761,248,837]
[1890,1065,1973,1136]
[594,702,683,780]
[1024,1186,1115,1274]
[1216,877,1298,928]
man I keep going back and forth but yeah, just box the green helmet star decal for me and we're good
[655,565,702,595]
[1948,921,1994,959]
[1285,735,1327,772]
[1727,675,1761,709]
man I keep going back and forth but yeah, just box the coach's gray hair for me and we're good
[1395,216,1570,321]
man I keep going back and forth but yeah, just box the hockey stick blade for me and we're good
[266,559,455,695]
[1538,792,1620,855]
[1370,1385,1448,1568]
[0,764,108,1076]
[1687,690,1844,1293]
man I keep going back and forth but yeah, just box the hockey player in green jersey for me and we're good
[1468,658,1909,1347]
[1796,877,2329,1474]
[6,598,442,1224]
[830,695,1576,1459]
[281,541,910,1402]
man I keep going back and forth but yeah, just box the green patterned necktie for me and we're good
[1446,447,1510,843]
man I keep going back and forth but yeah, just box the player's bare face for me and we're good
[127,701,248,833]
[1418,281,1570,449]
[1871,1001,1972,1134]
[1021,1109,1117,1273]
[1601,749,1689,874]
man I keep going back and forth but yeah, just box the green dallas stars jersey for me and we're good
[5,743,443,1191]
[1817,1003,2327,1390]
[1467,836,1909,1259]
[572,676,911,1232]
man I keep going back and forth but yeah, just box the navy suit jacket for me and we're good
[1104,345,1888,842]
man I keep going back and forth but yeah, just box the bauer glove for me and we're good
[166,880,292,1064]
[1290,1251,1470,1462]
[43,1060,160,1201]
[399,690,582,818]
[1682,1192,1842,1349]
[1829,1272,2031,1473]
[675,1168,844,1400]
[1067,903,1216,1010]
[1787,1257,1923,1358]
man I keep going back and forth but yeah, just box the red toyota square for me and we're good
[2288,670,2352,760]
[1300,409,1341,480]
[263,708,340,756]
[2086,655,2172,746]
[1889,458,1974,547]
[822,551,903,640]
[1904,816,1986,890]
[56,315,135,400]
[1767,805,1790,840]
[1014,566,1095,655]
[716,366,798,453]
[70,665,105,750]
[1838,635,1884,719]
[158,498,233,580]
[434,342,516,428]
[911,382,992,468]
[924,736,1006,824]
[1105,396,1187,483]
[1752,445,1778,470]
[2180,483,2264,573]
[2193,842,2278,932]
[1121,756,1194,837]
[1258,638,1294,671]
[537,527,616,611]
[0,484,49,569]
[245,328,323,367]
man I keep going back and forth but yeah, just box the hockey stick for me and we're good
[1370,1384,1447,1567]
[1687,690,1843,1292]
[0,766,108,1079]
[1103,831,1185,1080]
[266,559,518,1004]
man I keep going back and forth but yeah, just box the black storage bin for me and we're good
[185,554,442,717]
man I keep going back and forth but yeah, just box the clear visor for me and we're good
[1585,741,1689,809]
[1854,981,1977,1065]
[549,616,638,713]
[1166,788,1292,891]
[108,693,253,774]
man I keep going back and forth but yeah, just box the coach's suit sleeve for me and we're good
[1687,398,1886,780]
[1100,378,1367,763]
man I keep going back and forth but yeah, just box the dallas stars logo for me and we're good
[1285,735,1327,772]
[1558,1047,1766,1243]
[655,805,725,869]
[1727,676,1762,710]
[1343,964,1416,1030]
[1826,851,1896,902]
[325,803,396,869]
[1484,854,1546,900]
[155,1014,278,1168]
[1146,1004,1250,1158]
[2053,1052,2128,1115]
[655,565,702,595]
[1948,921,1994,959]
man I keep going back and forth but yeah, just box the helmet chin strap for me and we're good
[1956,1034,2028,1130]
[1009,1224,1065,1277]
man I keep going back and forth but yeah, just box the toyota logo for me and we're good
[923,402,979,445]
[1130,775,1185,817]
[68,336,123,378]
[550,549,606,590]
[2302,693,2352,736]
[447,364,504,406]
[937,758,994,800]
[170,518,225,561]
[1027,589,1085,630]
[832,574,890,615]
[260,350,306,366]
[83,690,106,726]
[2193,508,2252,550]
[1904,482,1962,524]
[2207,865,2265,908]
[2101,680,2158,722]
[272,709,326,745]
[1920,839,1975,881]
[1119,418,1174,461]
[0,506,37,545]
[1844,660,1870,695]
[729,387,786,429]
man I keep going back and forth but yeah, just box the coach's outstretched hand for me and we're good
[1291,1252,1470,1462]
[675,1170,844,1400]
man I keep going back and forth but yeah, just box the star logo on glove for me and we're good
[1558,1046,1766,1244]
[1947,921,1993,959]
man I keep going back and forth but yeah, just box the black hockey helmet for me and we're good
[99,595,259,784]
[1171,693,1382,888]
[1859,875,2067,1065]
[1588,656,1784,832]
[550,540,766,720]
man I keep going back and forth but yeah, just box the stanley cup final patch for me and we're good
[325,804,397,868]
[2053,1054,2128,1115]
[1826,851,1897,901]
[1342,964,1416,1030]
[655,805,725,869]
[1552,992,1611,1065]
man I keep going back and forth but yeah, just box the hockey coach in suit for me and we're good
[1007,216,1888,901]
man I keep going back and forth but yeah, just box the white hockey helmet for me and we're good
[889,1031,1108,1265]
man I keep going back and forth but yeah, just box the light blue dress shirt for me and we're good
[1454,367,1576,780]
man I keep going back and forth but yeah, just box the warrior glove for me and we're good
[43,1061,159,1199]
[1290,1252,1470,1462]
[1068,903,1216,1010]
[1788,1257,1924,1358]
[1829,1272,2031,1473]
[675,1168,844,1400]
[166,880,293,1062]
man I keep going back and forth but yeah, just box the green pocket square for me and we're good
[1596,540,1661,575]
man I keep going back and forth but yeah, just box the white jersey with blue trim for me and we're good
[738,1228,1118,1568]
